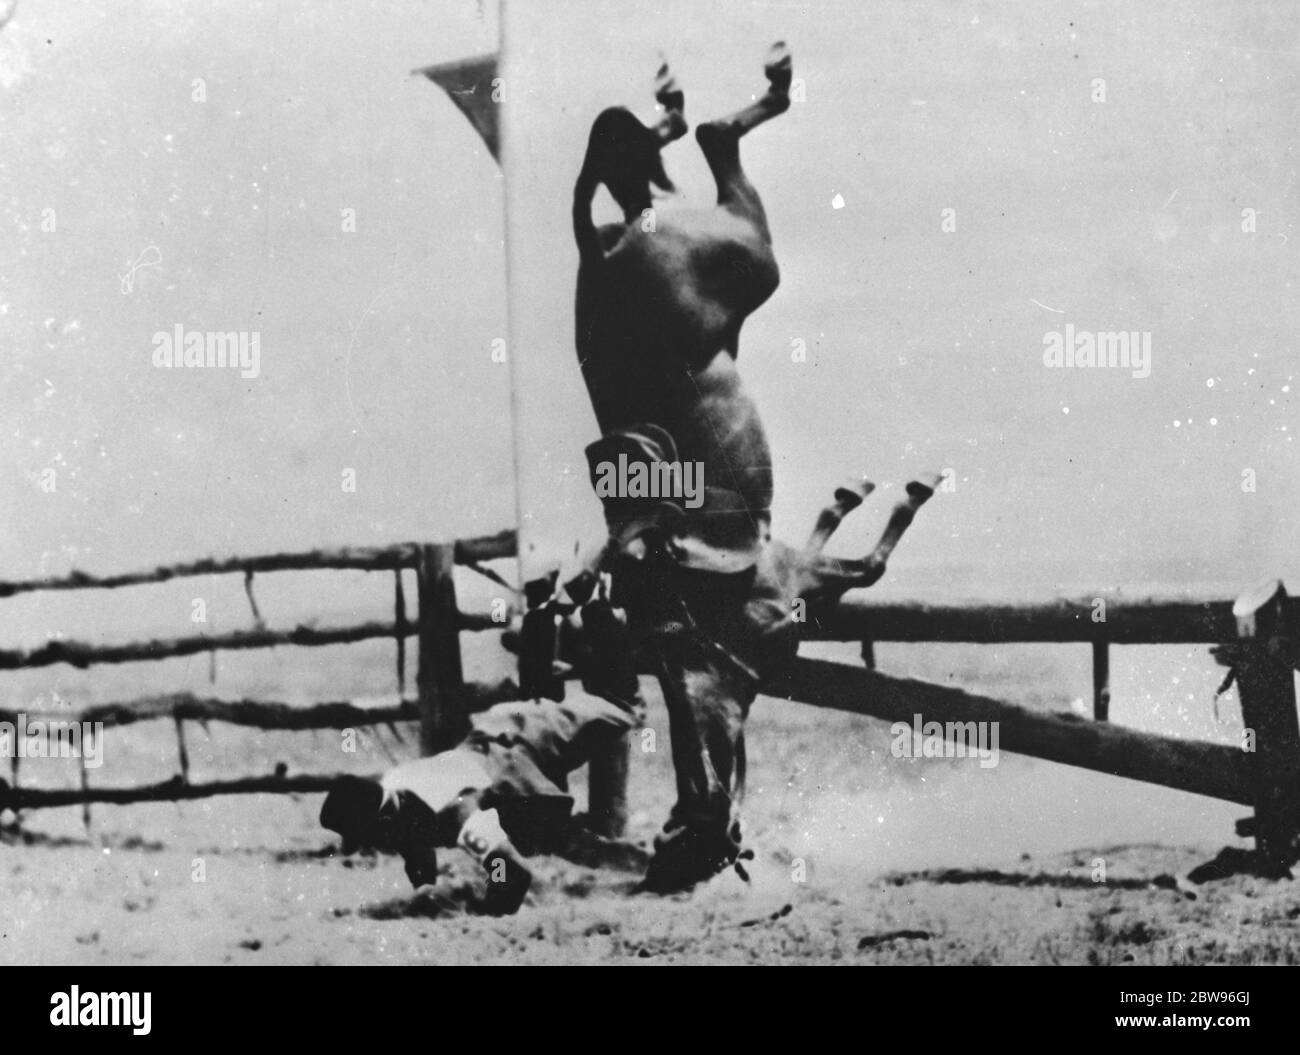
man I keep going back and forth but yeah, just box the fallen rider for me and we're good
[319,694,639,915]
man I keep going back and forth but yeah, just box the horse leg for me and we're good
[694,42,792,239]
[802,476,876,561]
[801,473,943,601]
[650,56,688,146]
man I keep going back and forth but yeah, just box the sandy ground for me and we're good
[2,642,1297,966]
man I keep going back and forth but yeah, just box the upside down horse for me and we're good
[565,42,942,892]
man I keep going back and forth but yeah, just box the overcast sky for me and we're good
[2,0,1296,611]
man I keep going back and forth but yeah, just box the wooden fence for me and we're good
[0,532,519,815]
[785,578,1300,874]
[2,532,1296,872]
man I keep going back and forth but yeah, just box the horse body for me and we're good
[576,206,779,526]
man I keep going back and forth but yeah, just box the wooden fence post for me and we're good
[1231,580,1300,875]
[1091,641,1111,721]
[587,735,630,838]
[416,544,470,755]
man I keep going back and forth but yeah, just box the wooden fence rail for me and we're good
[0,681,519,733]
[0,546,422,598]
[0,530,517,598]
[775,658,1256,806]
[0,622,411,672]
[2,772,370,811]
[811,594,1300,645]
[0,614,502,672]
